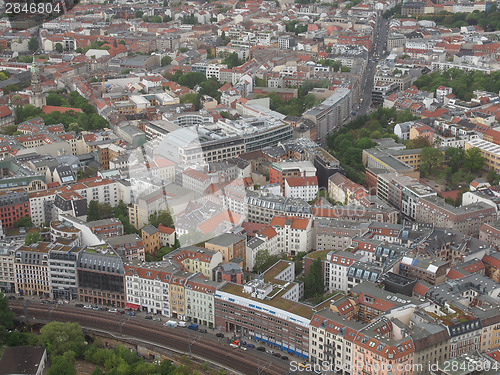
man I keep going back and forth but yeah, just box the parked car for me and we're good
[246,343,255,349]
[257,347,266,352]
[83,305,92,309]
[99,307,108,311]
[281,356,288,361]
[153,317,162,322]
[75,303,84,308]
[230,340,239,348]
[266,350,274,355]
[178,321,187,327]
[109,308,118,313]
[199,329,207,333]
[128,311,135,316]
[272,353,281,358]
[145,315,153,320]
[8,296,16,300]
[92,306,99,310]
[216,333,224,338]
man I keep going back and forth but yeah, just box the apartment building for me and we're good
[124,262,172,316]
[0,189,30,229]
[14,242,51,296]
[106,234,145,262]
[141,225,160,254]
[315,218,368,251]
[0,243,16,293]
[204,233,246,264]
[399,256,449,285]
[284,176,318,201]
[324,250,362,292]
[86,218,124,238]
[268,215,313,256]
[269,161,316,194]
[246,190,312,224]
[168,246,222,280]
[77,247,126,308]
[215,261,311,359]
[303,88,352,141]
[185,273,220,328]
[169,270,188,321]
[328,172,369,206]
[416,196,496,237]
[48,244,83,300]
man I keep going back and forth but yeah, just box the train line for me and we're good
[10,302,289,375]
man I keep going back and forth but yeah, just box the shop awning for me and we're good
[294,351,301,356]
[300,354,308,359]
[281,345,288,351]
[126,303,140,310]
[287,348,294,354]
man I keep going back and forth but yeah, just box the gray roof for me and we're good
[0,346,46,375]
[205,233,245,247]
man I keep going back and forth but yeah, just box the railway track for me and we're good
[10,303,289,375]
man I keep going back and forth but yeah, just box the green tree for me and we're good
[38,322,85,357]
[253,249,283,273]
[464,147,486,172]
[406,136,431,149]
[445,147,465,172]
[28,37,39,52]
[420,147,444,176]
[177,72,207,89]
[25,232,42,245]
[0,292,15,344]
[48,351,76,375]
[304,258,323,299]
[148,210,174,228]
[87,200,100,222]
[13,216,34,228]
[135,10,144,18]
[222,52,243,69]
[47,92,63,106]
[55,43,63,53]
[161,55,172,66]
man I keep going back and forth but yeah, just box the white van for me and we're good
[178,321,187,327]
[164,320,178,328]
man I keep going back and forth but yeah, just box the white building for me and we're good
[269,215,313,256]
[324,250,362,292]
[185,274,218,328]
[124,263,173,316]
[284,176,319,201]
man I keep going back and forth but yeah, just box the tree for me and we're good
[304,258,323,299]
[87,200,100,222]
[177,72,207,89]
[38,322,85,357]
[13,216,34,228]
[420,147,444,175]
[55,43,63,53]
[222,52,243,69]
[161,55,172,66]
[47,92,63,106]
[25,232,42,245]
[0,292,15,344]
[149,210,174,228]
[445,147,465,172]
[406,136,431,149]
[464,147,486,172]
[28,37,39,52]
[48,352,76,375]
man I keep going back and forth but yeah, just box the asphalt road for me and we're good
[9,300,317,375]
[357,16,391,118]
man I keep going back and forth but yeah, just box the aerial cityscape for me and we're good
[0,0,500,374]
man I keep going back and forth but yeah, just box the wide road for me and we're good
[10,301,295,375]
[358,15,391,117]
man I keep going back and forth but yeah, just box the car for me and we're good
[298,363,307,369]
[99,307,108,311]
[199,329,207,333]
[40,300,47,304]
[109,308,118,313]
[128,311,135,316]
[83,305,93,309]
[17,297,24,300]
[246,343,255,349]
[216,333,224,338]
[75,303,84,308]
[272,353,281,358]
[240,346,247,351]
[281,356,288,361]
[145,315,153,320]
[257,346,266,352]
[266,350,274,355]
[93,306,99,310]
[8,296,16,300]
[153,317,161,322]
